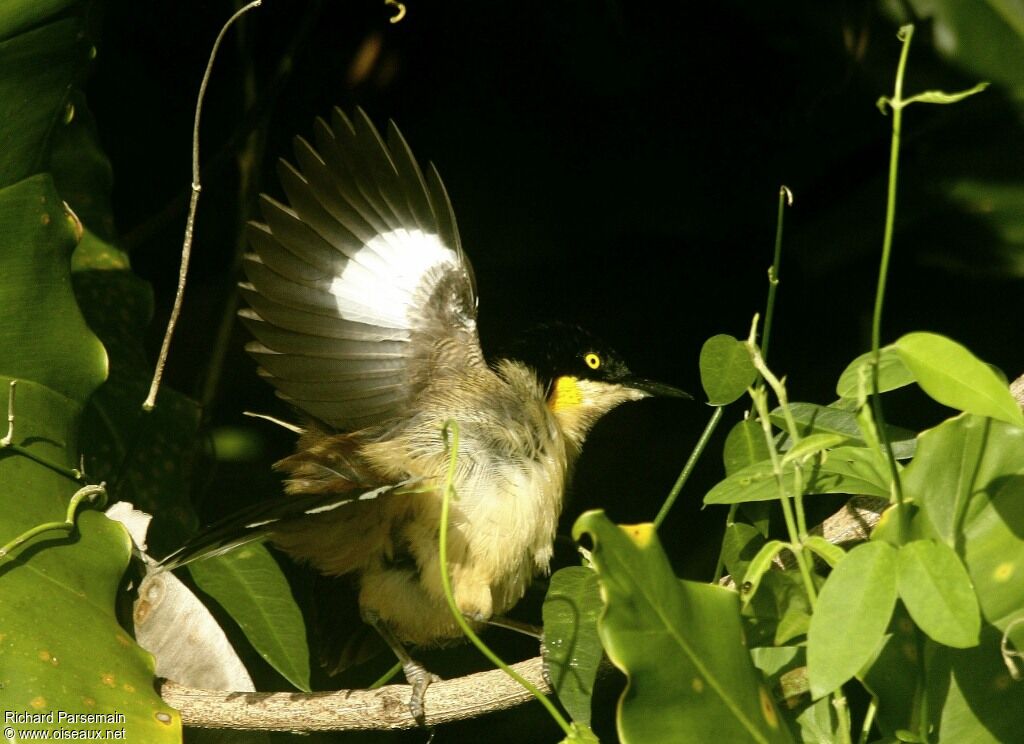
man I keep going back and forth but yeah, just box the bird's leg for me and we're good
[362,609,441,725]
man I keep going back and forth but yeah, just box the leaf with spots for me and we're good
[573,511,794,743]
[0,4,179,739]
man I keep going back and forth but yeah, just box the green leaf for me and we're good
[781,433,850,467]
[836,345,914,400]
[0,0,79,42]
[807,541,898,698]
[0,17,90,187]
[573,511,793,743]
[188,546,311,692]
[751,646,840,743]
[865,622,1024,743]
[542,566,603,726]
[897,540,981,648]
[705,446,891,505]
[962,472,1024,648]
[0,381,180,740]
[740,540,787,605]
[721,522,766,582]
[860,605,920,738]
[802,536,845,569]
[923,626,1024,744]
[894,332,1024,427]
[724,417,771,476]
[0,175,107,401]
[772,402,916,459]
[903,82,990,106]
[747,570,820,647]
[902,413,1024,547]
[700,334,757,406]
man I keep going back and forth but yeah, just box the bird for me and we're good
[161,107,687,721]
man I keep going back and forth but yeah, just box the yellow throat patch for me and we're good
[549,376,582,412]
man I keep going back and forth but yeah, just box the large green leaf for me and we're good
[187,547,311,693]
[542,566,603,726]
[896,540,980,649]
[705,445,891,505]
[0,17,89,187]
[0,178,178,738]
[894,332,1024,427]
[573,511,793,743]
[901,413,1024,547]
[700,334,756,406]
[924,626,1024,743]
[807,541,897,698]
[961,472,1024,650]
[864,622,1024,743]
[0,176,107,400]
[0,0,80,43]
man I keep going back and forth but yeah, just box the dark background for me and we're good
[86,1,1024,741]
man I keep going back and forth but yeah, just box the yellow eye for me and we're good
[584,352,601,370]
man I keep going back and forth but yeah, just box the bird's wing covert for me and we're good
[241,108,481,430]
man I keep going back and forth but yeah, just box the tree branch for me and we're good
[160,655,550,731]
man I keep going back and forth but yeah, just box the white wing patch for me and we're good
[328,229,458,328]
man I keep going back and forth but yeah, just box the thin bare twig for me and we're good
[143,1,263,411]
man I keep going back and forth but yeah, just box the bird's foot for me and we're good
[401,659,442,725]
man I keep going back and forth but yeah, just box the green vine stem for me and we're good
[761,185,792,363]
[654,406,724,530]
[711,186,793,583]
[0,483,107,562]
[438,420,574,737]
[870,25,914,532]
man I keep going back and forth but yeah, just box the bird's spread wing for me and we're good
[241,108,482,431]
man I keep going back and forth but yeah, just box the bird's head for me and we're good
[504,323,689,448]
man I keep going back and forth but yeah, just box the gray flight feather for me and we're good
[242,108,481,431]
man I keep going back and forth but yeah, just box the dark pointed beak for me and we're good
[621,378,692,399]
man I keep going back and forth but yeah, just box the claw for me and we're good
[402,660,442,724]
[362,608,442,726]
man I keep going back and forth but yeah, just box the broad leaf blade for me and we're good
[962,472,1024,649]
[0,176,107,400]
[700,334,756,406]
[542,566,603,726]
[0,179,176,739]
[705,446,891,505]
[896,540,980,649]
[902,414,1024,547]
[807,541,897,698]
[894,332,1024,427]
[0,17,88,186]
[188,546,311,693]
[573,511,793,743]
